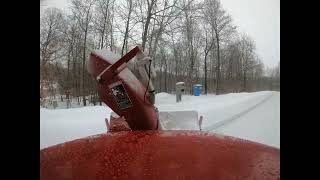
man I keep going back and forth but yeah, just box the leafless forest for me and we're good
[40,0,280,106]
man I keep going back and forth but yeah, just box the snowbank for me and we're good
[40,106,112,149]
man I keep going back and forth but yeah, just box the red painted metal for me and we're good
[108,116,132,132]
[94,47,140,83]
[88,47,160,131]
[40,131,280,180]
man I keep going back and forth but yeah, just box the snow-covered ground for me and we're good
[40,91,280,149]
[40,107,111,149]
[215,92,280,148]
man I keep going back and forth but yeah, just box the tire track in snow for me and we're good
[203,92,275,132]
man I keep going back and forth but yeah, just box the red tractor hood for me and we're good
[40,130,280,180]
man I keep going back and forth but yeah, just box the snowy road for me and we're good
[40,91,280,149]
[213,92,280,148]
[203,93,274,131]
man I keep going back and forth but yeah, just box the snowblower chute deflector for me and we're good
[88,46,161,131]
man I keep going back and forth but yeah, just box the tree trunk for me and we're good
[243,69,247,91]
[101,1,109,49]
[141,0,155,51]
[77,50,81,104]
[204,52,208,95]
[98,91,102,105]
[67,51,71,89]
[215,35,221,95]
[101,19,106,49]
[164,60,168,92]
[82,25,88,106]
[174,49,178,80]
[110,2,115,51]
[121,0,132,56]
[159,61,163,92]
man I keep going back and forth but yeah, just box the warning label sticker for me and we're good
[110,83,132,109]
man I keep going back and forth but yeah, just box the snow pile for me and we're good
[40,91,280,149]
[40,106,112,149]
[155,92,175,104]
[92,48,121,63]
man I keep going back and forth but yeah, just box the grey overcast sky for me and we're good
[220,0,280,68]
[41,0,280,68]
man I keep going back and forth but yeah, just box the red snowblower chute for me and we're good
[88,46,161,131]
[40,46,280,180]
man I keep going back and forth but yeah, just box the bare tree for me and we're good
[40,8,65,69]
[140,0,156,51]
[136,0,179,51]
[71,0,95,106]
[94,0,114,49]
[203,0,235,94]
[60,15,85,96]
[150,0,180,56]
[238,33,255,91]
[40,8,65,97]
[202,23,214,94]
[120,0,135,56]
[176,0,201,93]
[109,1,116,52]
